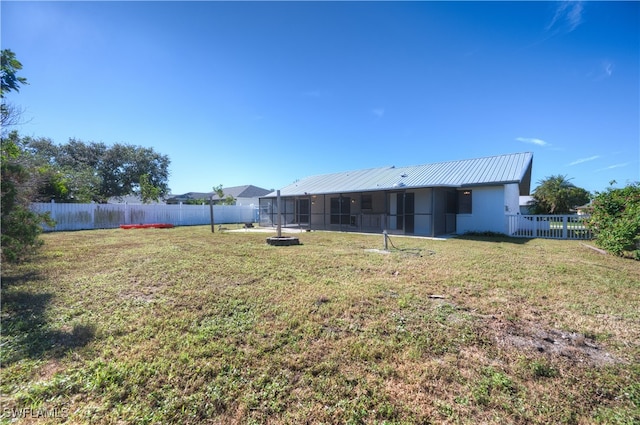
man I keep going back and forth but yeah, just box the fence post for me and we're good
[210,197,215,233]
[50,199,56,231]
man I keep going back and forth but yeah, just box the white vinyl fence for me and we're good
[31,202,259,232]
[507,214,592,240]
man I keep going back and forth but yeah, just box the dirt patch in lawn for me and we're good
[484,316,622,366]
[120,276,167,303]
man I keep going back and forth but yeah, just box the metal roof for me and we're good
[167,185,271,202]
[267,152,533,197]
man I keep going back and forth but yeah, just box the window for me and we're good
[458,190,472,214]
[361,194,372,210]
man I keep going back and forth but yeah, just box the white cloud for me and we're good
[546,1,584,34]
[588,60,615,81]
[596,163,629,172]
[516,137,549,147]
[604,61,614,77]
[568,155,600,166]
[372,108,385,118]
[565,1,584,32]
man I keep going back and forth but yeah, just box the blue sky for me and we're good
[2,1,638,195]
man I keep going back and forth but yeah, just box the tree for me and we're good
[1,49,27,94]
[139,173,161,204]
[208,185,236,232]
[528,175,591,214]
[1,133,54,263]
[584,182,640,259]
[97,142,170,202]
[16,136,98,203]
[1,50,53,263]
[21,138,170,203]
[1,49,28,130]
[212,184,235,205]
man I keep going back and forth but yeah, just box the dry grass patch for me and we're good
[1,227,638,424]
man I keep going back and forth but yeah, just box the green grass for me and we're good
[2,226,639,424]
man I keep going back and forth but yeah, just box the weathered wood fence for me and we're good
[31,202,259,231]
[507,214,592,240]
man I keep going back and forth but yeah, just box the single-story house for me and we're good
[259,152,533,237]
[166,185,271,206]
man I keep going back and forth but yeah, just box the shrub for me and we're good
[584,183,640,259]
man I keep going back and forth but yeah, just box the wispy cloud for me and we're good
[596,163,629,172]
[568,155,600,166]
[546,1,584,34]
[589,60,614,81]
[516,137,549,147]
[372,108,385,118]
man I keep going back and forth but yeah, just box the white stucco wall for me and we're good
[504,183,520,215]
[456,186,506,234]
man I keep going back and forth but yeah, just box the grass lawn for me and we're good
[1,226,639,424]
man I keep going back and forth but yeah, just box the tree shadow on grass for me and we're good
[1,271,95,366]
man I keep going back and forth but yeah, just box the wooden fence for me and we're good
[31,202,259,232]
[507,214,592,240]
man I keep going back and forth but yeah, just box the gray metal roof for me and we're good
[267,152,533,197]
[167,185,271,202]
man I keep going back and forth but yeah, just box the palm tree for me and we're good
[529,175,591,214]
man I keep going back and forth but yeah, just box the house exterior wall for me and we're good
[456,186,506,234]
[504,183,520,215]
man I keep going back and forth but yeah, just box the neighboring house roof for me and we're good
[219,185,272,200]
[267,152,533,197]
[519,196,534,207]
[575,202,593,212]
[166,185,271,203]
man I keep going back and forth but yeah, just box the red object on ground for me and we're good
[119,223,174,229]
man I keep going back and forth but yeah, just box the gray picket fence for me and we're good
[31,202,259,231]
